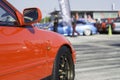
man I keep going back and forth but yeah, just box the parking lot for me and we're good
[67,34,120,80]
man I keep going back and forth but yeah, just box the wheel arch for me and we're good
[58,44,76,63]
[51,44,75,80]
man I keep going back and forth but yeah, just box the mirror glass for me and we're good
[24,8,38,23]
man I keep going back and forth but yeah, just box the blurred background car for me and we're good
[36,20,98,36]
[113,17,120,32]
[75,20,98,36]
[49,21,72,36]
[95,18,115,33]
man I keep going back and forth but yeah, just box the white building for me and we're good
[69,0,120,19]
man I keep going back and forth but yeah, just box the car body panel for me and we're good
[76,21,97,35]
[0,0,76,80]
[0,26,75,80]
[0,26,48,79]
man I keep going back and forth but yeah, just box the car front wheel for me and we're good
[51,46,75,80]
[84,29,91,36]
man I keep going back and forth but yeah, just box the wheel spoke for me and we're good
[52,47,74,80]
[58,55,71,80]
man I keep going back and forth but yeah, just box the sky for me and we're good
[8,0,120,18]
[8,0,60,18]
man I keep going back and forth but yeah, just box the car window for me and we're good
[0,6,17,26]
[76,20,86,25]
[101,19,106,23]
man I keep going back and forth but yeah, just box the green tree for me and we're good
[40,16,50,23]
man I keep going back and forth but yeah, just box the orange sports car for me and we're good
[0,0,76,80]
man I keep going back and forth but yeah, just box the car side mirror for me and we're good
[23,8,42,25]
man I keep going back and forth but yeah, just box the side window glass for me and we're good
[0,6,17,26]
[76,21,86,25]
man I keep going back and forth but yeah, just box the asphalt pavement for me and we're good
[66,34,120,80]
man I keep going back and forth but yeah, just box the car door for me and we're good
[0,2,47,80]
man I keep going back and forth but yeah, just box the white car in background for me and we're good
[114,18,120,32]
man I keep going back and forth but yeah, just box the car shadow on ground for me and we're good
[41,75,51,80]
[110,43,120,47]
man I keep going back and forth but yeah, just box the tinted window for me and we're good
[76,20,86,24]
[59,22,68,26]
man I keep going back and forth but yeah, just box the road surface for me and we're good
[67,34,120,80]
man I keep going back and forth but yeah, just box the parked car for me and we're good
[0,0,76,80]
[76,20,98,36]
[48,21,72,36]
[113,17,120,32]
[96,18,115,33]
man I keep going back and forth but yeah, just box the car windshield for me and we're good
[76,20,86,25]
[59,21,68,26]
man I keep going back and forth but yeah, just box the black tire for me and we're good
[51,46,75,80]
